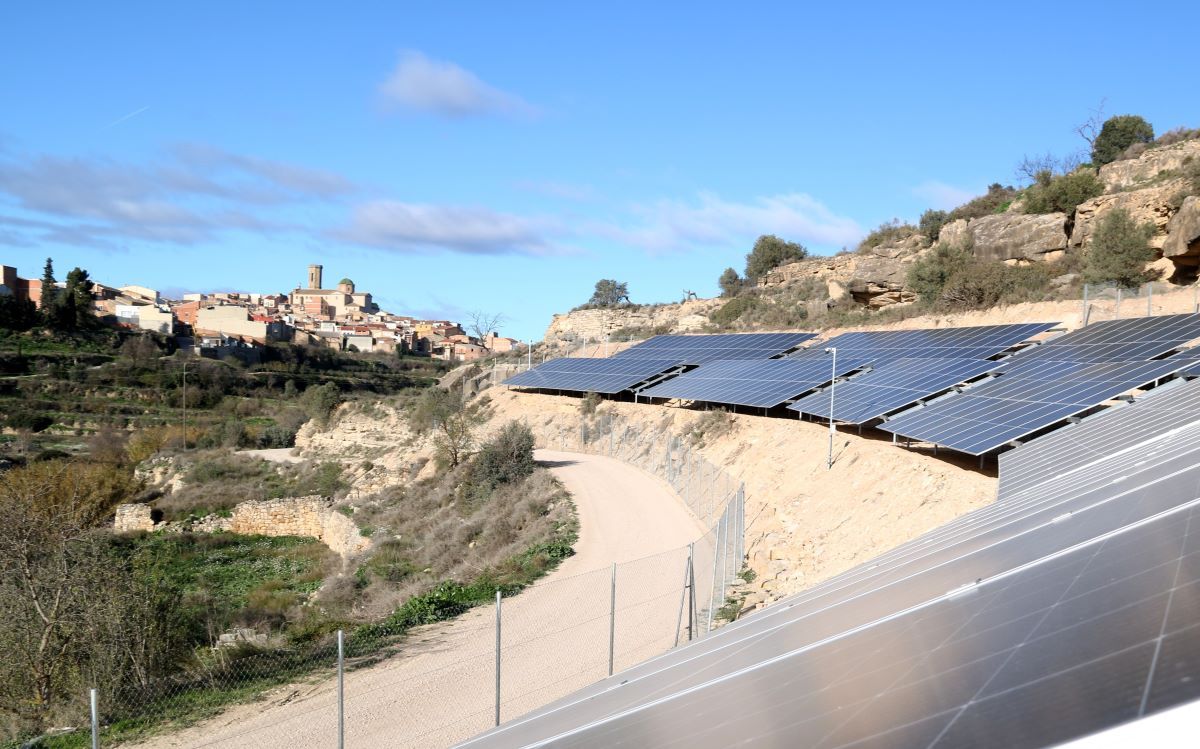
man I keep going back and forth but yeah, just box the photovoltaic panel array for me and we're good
[501,357,682,394]
[613,332,814,364]
[461,378,1200,748]
[1009,313,1200,363]
[880,358,1189,455]
[998,377,1200,499]
[637,356,868,408]
[788,322,1057,366]
[787,357,1001,424]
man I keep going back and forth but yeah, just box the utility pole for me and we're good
[181,359,188,450]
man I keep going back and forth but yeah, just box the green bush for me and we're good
[907,241,975,303]
[947,184,1018,222]
[744,235,807,281]
[1023,169,1103,216]
[718,267,744,297]
[1082,207,1157,288]
[471,422,536,493]
[1093,115,1154,166]
[710,295,761,326]
[919,209,949,244]
[856,219,917,252]
[938,262,1052,310]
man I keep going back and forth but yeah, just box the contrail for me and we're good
[106,105,150,128]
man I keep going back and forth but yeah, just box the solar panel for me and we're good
[998,376,1200,499]
[502,357,682,394]
[1009,313,1200,363]
[638,356,868,408]
[789,323,1057,366]
[614,332,814,364]
[460,406,1200,748]
[787,357,1001,424]
[879,358,1189,455]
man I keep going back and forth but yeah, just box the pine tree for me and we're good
[1082,208,1157,288]
[39,257,57,313]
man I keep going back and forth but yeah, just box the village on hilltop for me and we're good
[0,262,521,362]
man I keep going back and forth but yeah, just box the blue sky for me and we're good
[1,1,1197,340]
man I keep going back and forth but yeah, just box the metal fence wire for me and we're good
[1079,280,1196,324]
[70,412,746,749]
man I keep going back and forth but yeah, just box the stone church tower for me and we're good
[307,264,323,290]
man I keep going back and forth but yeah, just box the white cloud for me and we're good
[0,145,348,248]
[596,192,864,253]
[912,180,979,211]
[337,200,558,255]
[378,51,535,118]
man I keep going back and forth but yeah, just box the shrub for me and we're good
[718,267,744,297]
[947,184,1017,222]
[938,262,1052,310]
[744,235,807,281]
[918,209,949,244]
[1082,207,1157,288]
[1154,127,1200,148]
[472,422,536,493]
[579,392,601,417]
[710,295,760,327]
[1092,115,1154,166]
[1022,169,1103,216]
[907,241,975,303]
[856,219,917,253]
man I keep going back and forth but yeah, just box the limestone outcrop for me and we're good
[760,234,925,309]
[542,299,721,345]
[968,213,1069,262]
[114,495,371,559]
[1070,182,1184,251]
[1163,196,1200,269]
[1098,140,1200,191]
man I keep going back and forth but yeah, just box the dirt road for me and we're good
[132,449,706,749]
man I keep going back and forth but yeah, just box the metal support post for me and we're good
[1081,284,1088,326]
[90,688,99,749]
[707,514,725,634]
[1147,283,1153,316]
[674,544,693,647]
[494,591,502,727]
[608,563,617,676]
[826,347,837,469]
[1116,287,1122,319]
[337,630,345,749]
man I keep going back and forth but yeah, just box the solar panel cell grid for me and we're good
[788,357,1001,424]
[791,323,1057,366]
[1009,314,1200,363]
[639,356,868,408]
[880,358,1190,455]
[501,357,682,394]
[614,332,815,364]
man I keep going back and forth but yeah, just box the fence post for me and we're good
[608,562,617,676]
[1116,286,1122,319]
[707,513,725,634]
[674,544,692,647]
[1081,284,1088,326]
[90,688,99,749]
[1147,282,1153,317]
[687,542,696,641]
[494,590,502,727]
[337,630,345,749]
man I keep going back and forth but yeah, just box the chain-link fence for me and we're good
[1080,281,1200,324]
[68,527,741,749]
[59,412,746,749]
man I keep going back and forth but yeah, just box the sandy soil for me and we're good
[129,449,705,749]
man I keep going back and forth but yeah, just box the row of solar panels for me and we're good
[463,372,1200,748]
[506,315,1200,456]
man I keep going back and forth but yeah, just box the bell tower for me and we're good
[307,264,323,290]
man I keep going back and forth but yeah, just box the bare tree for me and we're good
[467,310,507,352]
[1074,98,1107,150]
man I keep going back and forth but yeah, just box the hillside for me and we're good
[545,133,1200,344]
